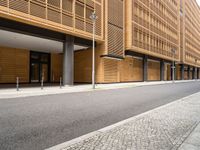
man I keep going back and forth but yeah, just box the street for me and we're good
[0,81,200,150]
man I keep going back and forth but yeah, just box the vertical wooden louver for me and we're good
[30,0,46,19]
[95,2,101,36]
[181,0,200,66]
[75,1,84,30]
[0,0,7,7]
[103,0,124,83]
[47,0,61,23]
[85,0,94,33]
[62,0,73,27]
[0,0,103,40]
[131,0,179,61]
[107,0,124,57]
[9,0,28,14]
[104,59,119,83]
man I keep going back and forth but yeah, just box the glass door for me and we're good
[31,63,40,83]
[30,52,50,83]
[41,64,48,82]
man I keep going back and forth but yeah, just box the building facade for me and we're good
[0,0,199,85]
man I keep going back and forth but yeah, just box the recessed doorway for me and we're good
[30,51,50,83]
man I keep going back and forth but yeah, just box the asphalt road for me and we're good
[0,81,200,150]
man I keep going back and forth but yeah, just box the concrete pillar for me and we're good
[171,63,176,80]
[160,60,165,81]
[192,67,195,79]
[188,66,190,80]
[143,55,148,81]
[181,64,184,80]
[195,67,197,79]
[63,36,74,86]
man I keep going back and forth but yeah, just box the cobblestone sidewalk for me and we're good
[47,92,200,150]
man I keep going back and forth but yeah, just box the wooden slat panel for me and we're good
[75,1,84,17]
[0,0,7,7]
[107,0,124,57]
[120,57,143,82]
[0,0,103,40]
[47,7,61,23]
[95,3,101,36]
[176,65,181,80]
[86,0,93,8]
[62,0,73,12]
[15,50,29,82]
[108,0,123,28]
[147,60,160,81]
[62,13,73,27]
[75,18,84,30]
[104,59,119,83]
[129,0,180,61]
[47,0,60,8]
[30,1,46,19]
[10,0,28,14]
[74,49,92,83]
[108,24,123,56]
[86,21,93,33]
[167,64,172,80]
[51,53,63,82]
[0,47,29,83]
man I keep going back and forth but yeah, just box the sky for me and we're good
[197,0,200,6]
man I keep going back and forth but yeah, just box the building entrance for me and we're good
[30,51,50,83]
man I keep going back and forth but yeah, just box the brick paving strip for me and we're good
[46,92,200,150]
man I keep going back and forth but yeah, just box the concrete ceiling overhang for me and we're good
[0,29,89,53]
[0,17,94,47]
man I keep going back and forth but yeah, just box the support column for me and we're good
[181,64,184,80]
[188,66,190,80]
[160,60,165,81]
[143,55,148,81]
[195,67,197,79]
[171,63,176,81]
[63,36,74,86]
[192,67,195,79]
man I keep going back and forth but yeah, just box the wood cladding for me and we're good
[0,47,29,83]
[0,0,103,40]
[181,0,200,67]
[51,53,63,82]
[1,0,200,85]
[106,0,124,57]
[166,64,172,80]
[0,46,64,83]
[120,57,143,82]
[176,64,181,80]
[74,45,105,83]
[126,0,180,61]
[147,60,160,81]
[103,58,119,83]
[74,49,92,83]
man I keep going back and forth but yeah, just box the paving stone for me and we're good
[185,132,200,146]
[60,93,200,150]
[178,143,200,150]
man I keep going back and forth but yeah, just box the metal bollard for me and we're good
[60,77,62,89]
[41,76,44,90]
[16,77,19,91]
